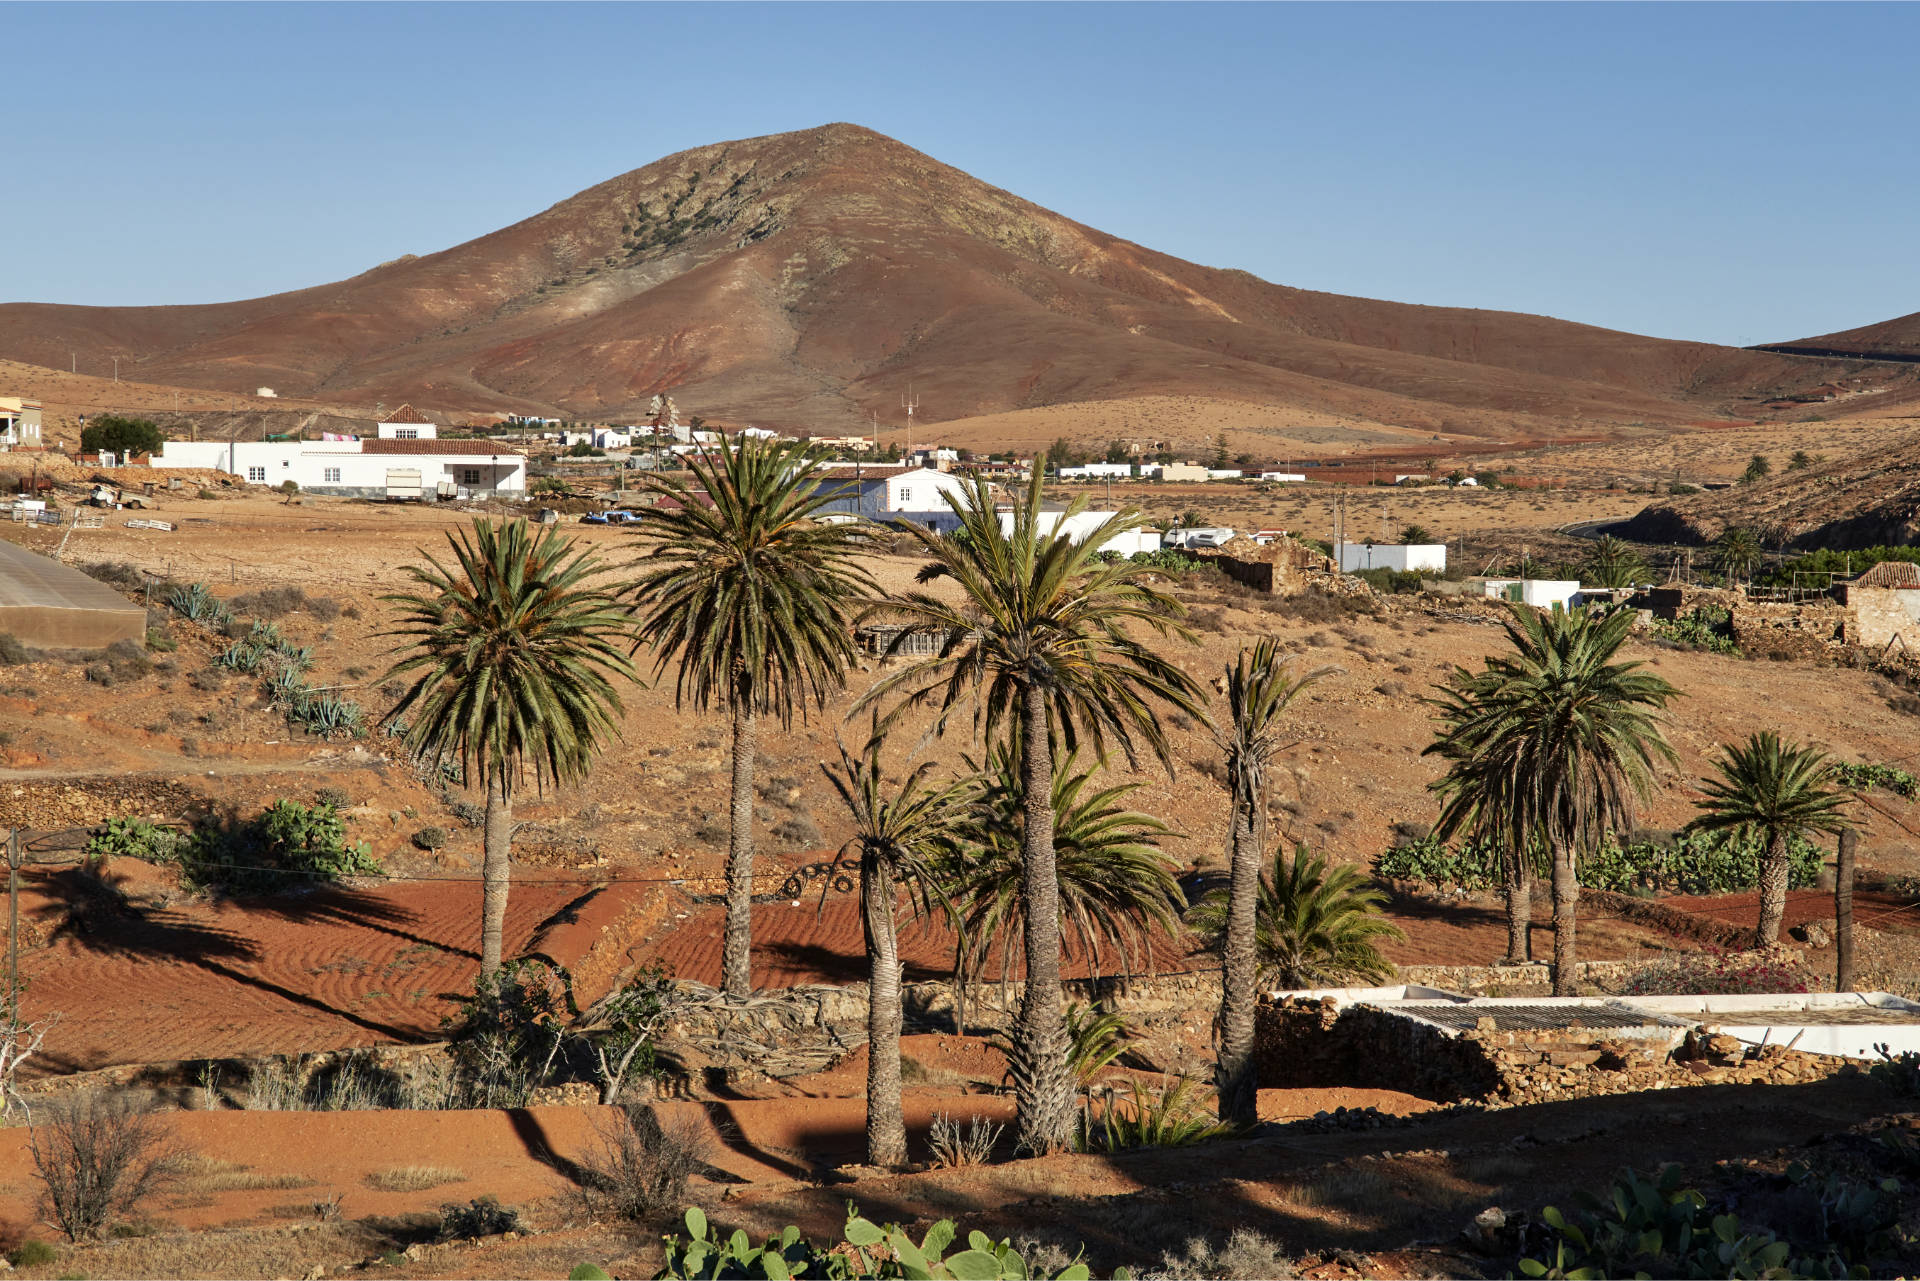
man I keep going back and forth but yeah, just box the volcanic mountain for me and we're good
[0,123,1886,436]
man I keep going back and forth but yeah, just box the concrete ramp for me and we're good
[0,541,145,649]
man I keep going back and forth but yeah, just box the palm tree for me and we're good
[1418,605,1678,994]
[628,437,875,998]
[858,469,1201,1154]
[1714,526,1762,588]
[1689,731,1850,946]
[1188,844,1404,989]
[820,732,973,1168]
[1211,640,1324,1125]
[1426,688,1544,965]
[1583,536,1647,589]
[945,742,1186,1007]
[384,518,636,980]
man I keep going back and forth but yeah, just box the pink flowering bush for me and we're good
[1617,948,1813,997]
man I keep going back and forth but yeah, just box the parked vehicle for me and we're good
[579,511,610,525]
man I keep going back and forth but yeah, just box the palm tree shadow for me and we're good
[29,866,434,1045]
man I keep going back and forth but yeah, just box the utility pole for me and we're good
[900,384,919,460]
[7,828,20,1023]
[112,356,120,382]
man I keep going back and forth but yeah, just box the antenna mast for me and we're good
[900,383,919,458]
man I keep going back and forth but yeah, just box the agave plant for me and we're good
[1082,1074,1234,1152]
[1187,843,1405,990]
[169,581,222,623]
[217,641,266,673]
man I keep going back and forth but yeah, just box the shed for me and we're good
[0,542,146,649]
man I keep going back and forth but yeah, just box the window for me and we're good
[898,486,913,506]
[246,466,266,483]
[323,467,342,484]
[396,427,419,440]
[461,468,482,486]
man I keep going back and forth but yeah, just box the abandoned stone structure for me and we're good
[1182,536,1336,596]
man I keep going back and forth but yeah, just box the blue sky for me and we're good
[3,2,1913,346]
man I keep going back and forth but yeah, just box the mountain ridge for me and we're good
[0,123,1894,436]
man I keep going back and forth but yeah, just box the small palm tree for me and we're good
[1426,691,1546,965]
[945,743,1186,1002]
[384,519,636,979]
[1690,731,1851,946]
[820,732,973,1168]
[1714,527,1762,587]
[858,470,1200,1154]
[1212,640,1325,1125]
[1187,844,1404,989]
[628,437,875,998]
[1583,536,1647,589]
[1419,605,1678,994]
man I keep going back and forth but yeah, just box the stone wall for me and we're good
[1252,994,1850,1108]
[1847,586,1920,655]
[1730,600,1850,662]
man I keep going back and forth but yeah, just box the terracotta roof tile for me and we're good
[379,403,430,425]
[1854,561,1920,588]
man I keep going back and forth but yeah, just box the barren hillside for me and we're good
[0,125,1891,438]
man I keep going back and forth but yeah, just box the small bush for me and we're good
[0,634,31,665]
[314,786,352,809]
[104,639,152,681]
[8,1240,58,1268]
[411,826,449,852]
[574,1104,709,1222]
[1157,1229,1294,1280]
[304,596,342,622]
[144,629,176,653]
[1870,1043,1920,1097]
[1618,949,1813,997]
[926,1113,1001,1168]
[28,1093,187,1242]
[769,813,820,847]
[439,1195,519,1241]
[448,800,485,828]
[232,585,307,618]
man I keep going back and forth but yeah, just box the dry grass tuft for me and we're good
[364,1165,467,1193]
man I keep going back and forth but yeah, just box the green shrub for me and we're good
[1377,828,1819,896]
[1373,833,1501,890]
[411,826,449,851]
[1352,567,1425,595]
[658,1206,1104,1280]
[1081,1075,1234,1152]
[85,818,192,868]
[1651,607,1739,654]
[1871,1044,1920,1097]
[79,416,164,458]
[9,1239,58,1267]
[1834,762,1919,800]
[96,801,382,892]
[0,633,30,665]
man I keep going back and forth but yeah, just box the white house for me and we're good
[1206,469,1245,481]
[1000,510,1161,557]
[1481,578,1581,610]
[0,397,43,450]
[1259,472,1307,483]
[151,437,527,499]
[376,404,437,440]
[815,464,975,530]
[1057,462,1137,480]
[1335,542,1448,573]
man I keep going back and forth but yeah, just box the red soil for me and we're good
[1664,888,1919,937]
[16,869,653,1075]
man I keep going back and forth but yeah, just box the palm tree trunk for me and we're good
[863,854,908,1168]
[1755,829,1789,946]
[1836,828,1856,992]
[1550,843,1578,996]
[1215,776,1262,1127]
[481,774,512,980]
[1015,681,1074,1155]
[723,695,758,999]
[1504,852,1533,964]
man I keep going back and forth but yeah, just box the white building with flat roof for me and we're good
[152,437,526,499]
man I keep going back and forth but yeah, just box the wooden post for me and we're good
[1836,827,1856,993]
[7,828,19,1020]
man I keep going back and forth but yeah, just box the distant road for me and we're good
[1746,344,1920,365]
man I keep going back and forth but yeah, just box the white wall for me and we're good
[1260,472,1306,483]
[1481,579,1581,609]
[1058,463,1136,479]
[884,468,972,513]
[153,440,525,496]
[1005,510,1160,556]
[1336,543,1447,573]
[376,422,437,439]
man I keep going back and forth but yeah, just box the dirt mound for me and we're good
[1616,427,1920,547]
[0,125,1893,439]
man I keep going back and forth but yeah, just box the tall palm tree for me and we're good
[628,437,875,998]
[1714,526,1762,588]
[1690,731,1850,946]
[820,731,973,1169]
[1426,688,1544,965]
[945,742,1185,1004]
[384,518,636,980]
[1211,640,1324,1125]
[1419,605,1677,994]
[857,469,1201,1154]
[1583,536,1648,589]
[1187,843,1404,990]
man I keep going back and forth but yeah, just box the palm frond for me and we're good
[1187,843,1404,989]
